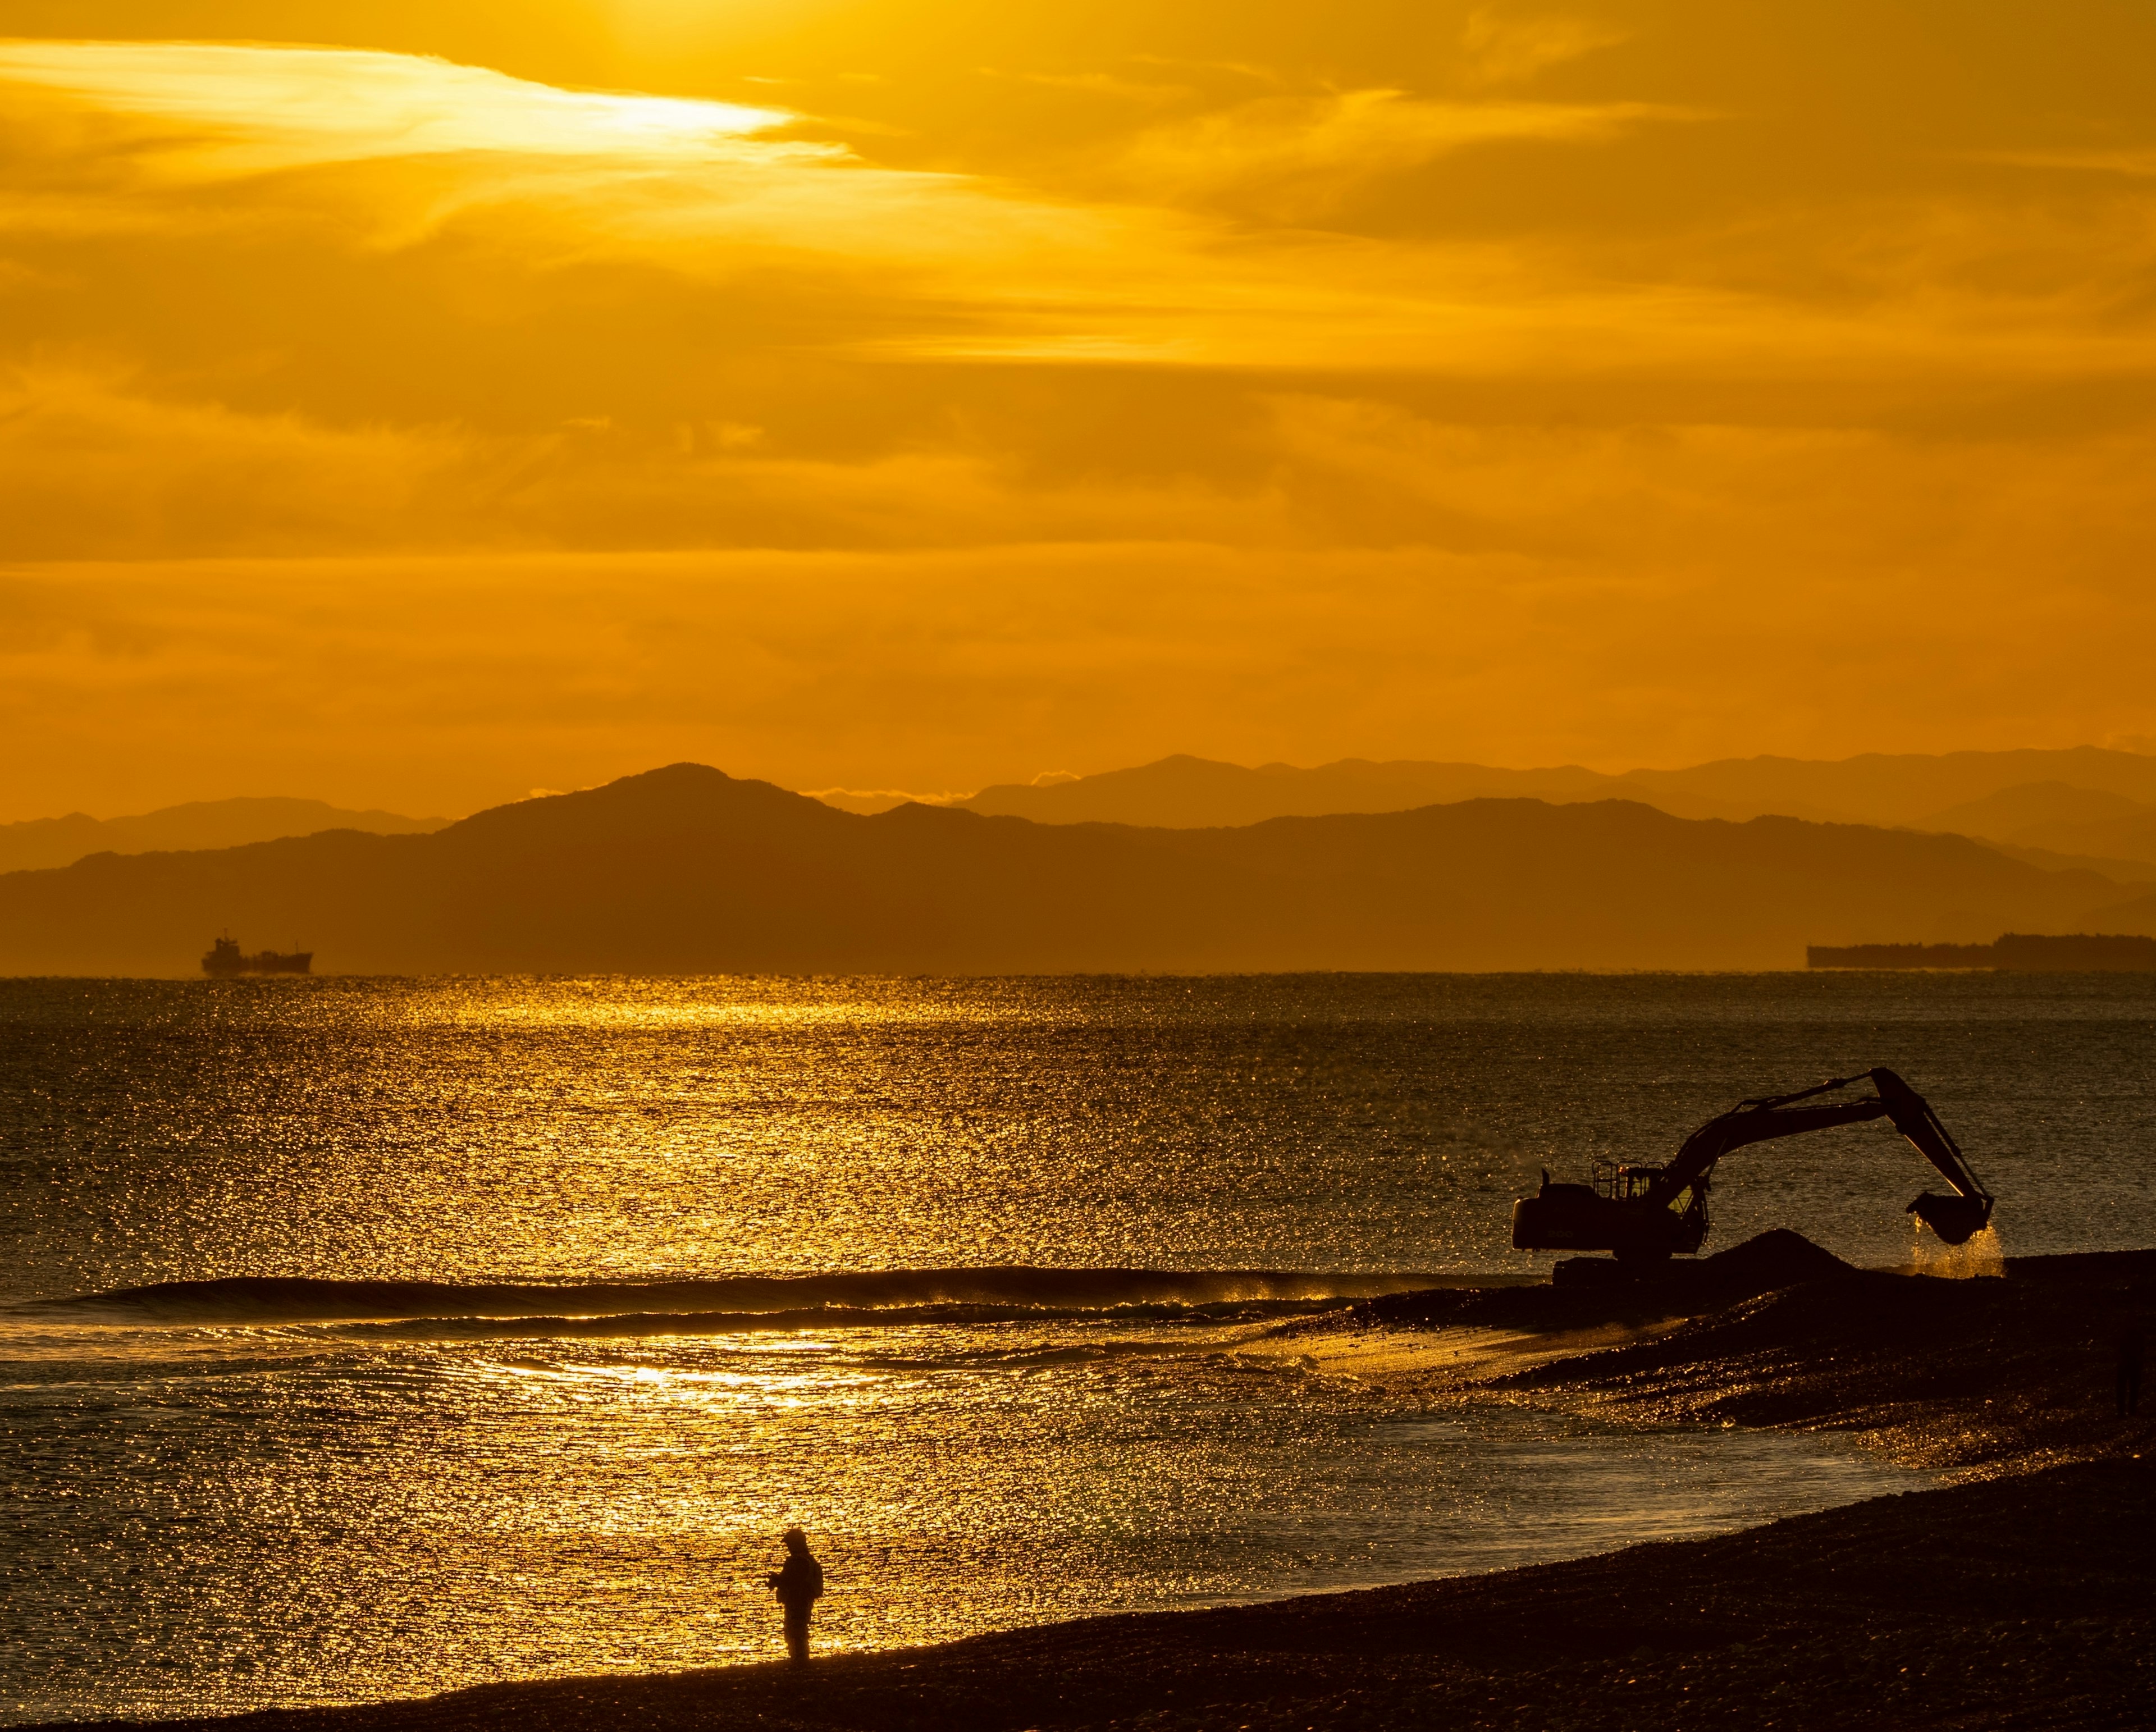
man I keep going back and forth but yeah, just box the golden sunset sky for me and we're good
[4,2,2155,819]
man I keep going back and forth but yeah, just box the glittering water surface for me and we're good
[3,973,2153,1722]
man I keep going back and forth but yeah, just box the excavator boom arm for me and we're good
[1514,1065,1995,1256]
[1650,1096,1892,1205]
[1648,1068,1990,1215]
[1867,1067,1990,1203]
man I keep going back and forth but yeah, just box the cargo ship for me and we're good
[201,935,313,977]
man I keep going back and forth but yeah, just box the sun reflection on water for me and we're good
[0,1306,1938,1722]
[4,973,2152,1722]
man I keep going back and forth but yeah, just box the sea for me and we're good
[3,971,2152,1724]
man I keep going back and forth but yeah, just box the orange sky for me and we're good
[4,2,2155,819]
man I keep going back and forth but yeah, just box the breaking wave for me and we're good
[42,1267,1460,1331]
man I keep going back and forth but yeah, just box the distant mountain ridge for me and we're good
[2,764,2147,977]
[956,756,1666,826]
[0,797,449,875]
[1620,746,2156,826]
[946,748,2156,835]
[24,747,2156,879]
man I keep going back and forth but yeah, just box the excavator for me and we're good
[1511,1067,1993,1264]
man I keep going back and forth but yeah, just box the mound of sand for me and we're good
[1699,1226,1856,1285]
[1548,1227,1852,1295]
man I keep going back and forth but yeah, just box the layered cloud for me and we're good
[3,3,2156,812]
[0,40,804,175]
[12,502,2156,822]
[1102,88,1691,221]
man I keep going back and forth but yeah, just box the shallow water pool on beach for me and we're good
[3,972,2152,1721]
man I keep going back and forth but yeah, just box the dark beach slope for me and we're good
[58,1247,2154,1732]
[1352,1237,2156,1473]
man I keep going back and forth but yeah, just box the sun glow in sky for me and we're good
[5,2,2156,817]
[0,42,801,168]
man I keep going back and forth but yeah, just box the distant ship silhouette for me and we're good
[201,935,313,977]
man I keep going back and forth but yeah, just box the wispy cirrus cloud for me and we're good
[0,41,813,176]
[1109,87,1692,220]
[1459,8,1630,88]
[0,40,1821,390]
[1972,148,2156,180]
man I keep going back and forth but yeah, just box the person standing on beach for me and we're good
[2120,1326,2144,1418]
[765,1527,824,1663]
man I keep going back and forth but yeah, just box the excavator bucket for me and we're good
[1908,1190,1990,1246]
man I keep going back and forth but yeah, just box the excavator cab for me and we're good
[1511,1161,1709,1262]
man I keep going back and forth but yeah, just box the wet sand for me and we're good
[57,1242,2155,1732]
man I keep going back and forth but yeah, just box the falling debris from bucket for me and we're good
[1913,1223,2004,1279]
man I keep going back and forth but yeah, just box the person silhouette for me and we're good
[765,1527,824,1663]
[2120,1326,2144,1419]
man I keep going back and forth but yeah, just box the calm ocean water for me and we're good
[3,972,2153,1722]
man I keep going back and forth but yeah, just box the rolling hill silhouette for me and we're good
[1619,746,2156,825]
[0,765,2138,976]
[0,797,448,874]
[1914,779,2152,841]
[956,755,1656,828]
[953,747,2156,831]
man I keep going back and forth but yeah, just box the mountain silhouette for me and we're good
[0,797,449,875]
[0,765,2138,976]
[956,755,1651,828]
[1913,779,2153,842]
[1618,747,2156,825]
[1996,806,2156,869]
[1910,779,2156,874]
[952,748,2156,832]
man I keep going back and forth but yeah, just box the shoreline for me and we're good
[32,1244,2154,1732]
[1286,1238,2154,1477]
